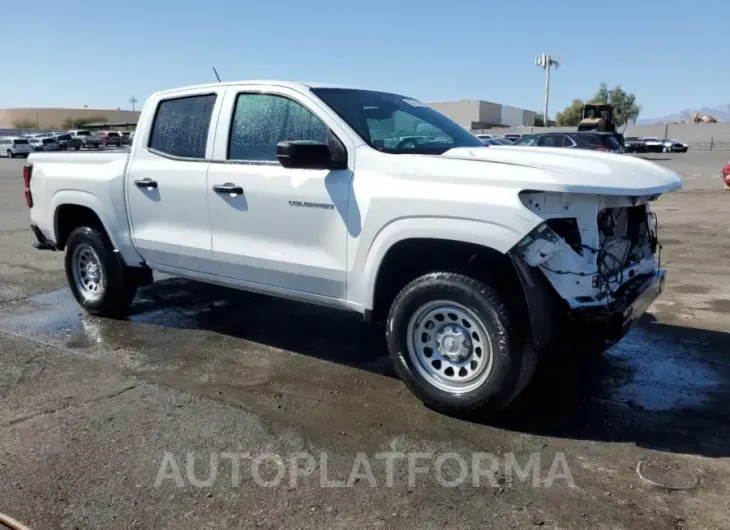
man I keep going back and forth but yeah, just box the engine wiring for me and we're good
[539,209,660,303]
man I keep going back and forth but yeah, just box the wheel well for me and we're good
[54,205,106,250]
[371,239,526,323]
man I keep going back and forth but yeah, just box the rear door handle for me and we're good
[213,184,243,195]
[134,178,158,189]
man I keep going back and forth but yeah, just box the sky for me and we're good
[1,0,728,120]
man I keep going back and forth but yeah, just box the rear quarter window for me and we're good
[148,94,217,158]
[577,134,601,146]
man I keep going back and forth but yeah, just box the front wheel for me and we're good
[6,150,12,158]
[65,226,137,317]
[386,272,537,415]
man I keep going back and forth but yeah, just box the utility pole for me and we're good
[535,54,560,126]
[129,96,138,112]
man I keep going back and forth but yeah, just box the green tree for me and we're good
[12,119,37,130]
[533,113,545,127]
[590,83,641,128]
[555,99,585,126]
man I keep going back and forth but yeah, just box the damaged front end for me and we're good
[509,190,667,351]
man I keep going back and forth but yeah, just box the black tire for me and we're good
[64,226,137,317]
[6,150,12,158]
[386,272,537,415]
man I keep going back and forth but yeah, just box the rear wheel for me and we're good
[65,226,137,317]
[6,150,12,158]
[386,272,537,415]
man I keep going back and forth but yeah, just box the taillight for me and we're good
[23,165,33,207]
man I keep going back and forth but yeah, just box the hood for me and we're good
[439,146,683,196]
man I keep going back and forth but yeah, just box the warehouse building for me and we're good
[0,108,140,130]
[429,99,537,130]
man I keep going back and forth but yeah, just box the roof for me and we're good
[152,80,372,98]
[532,131,617,136]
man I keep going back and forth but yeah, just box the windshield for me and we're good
[76,130,91,136]
[311,88,483,154]
[13,139,29,145]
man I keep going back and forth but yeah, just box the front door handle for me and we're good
[213,184,244,195]
[134,178,158,189]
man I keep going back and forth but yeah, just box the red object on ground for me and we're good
[723,162,730,188]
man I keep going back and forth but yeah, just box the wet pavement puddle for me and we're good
[2,277,730,456]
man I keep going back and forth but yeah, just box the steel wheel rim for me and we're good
[71,244,105,302]
[406,300,493,394]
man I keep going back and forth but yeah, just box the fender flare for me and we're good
[356,216,526,311]
[51,190,121,250]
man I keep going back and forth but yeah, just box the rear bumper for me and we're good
[30,224,57,251]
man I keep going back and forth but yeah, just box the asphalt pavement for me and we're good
[1,151,729,529]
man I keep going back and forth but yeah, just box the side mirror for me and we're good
[276,141,347,170]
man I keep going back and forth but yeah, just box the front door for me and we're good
[205,89,352,300]
[125,92,220,272]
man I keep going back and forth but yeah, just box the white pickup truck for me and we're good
[24,81,682,415]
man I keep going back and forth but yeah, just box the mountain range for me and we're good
[636,104,730,124]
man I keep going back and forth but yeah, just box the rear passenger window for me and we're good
[228,93,329,162]
[538,135,564,147]
[579,135,601,146]
[149,94,216,159]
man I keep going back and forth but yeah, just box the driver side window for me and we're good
[228,93,329,162]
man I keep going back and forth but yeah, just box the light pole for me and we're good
[535,54,559,126]
[129,96,138,112]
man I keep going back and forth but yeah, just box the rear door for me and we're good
[125,89,224,272]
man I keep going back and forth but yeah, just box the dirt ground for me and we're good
[1,152,729,529]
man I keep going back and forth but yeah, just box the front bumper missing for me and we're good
[573,268,666,342]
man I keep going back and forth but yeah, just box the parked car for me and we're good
[502,133,523,142]
[623,137,647,153]
[480,137,513,146]
[28,137,59,152]
[665,139,688,153]
[24,80,681,415]
[0,137,32,158]
[52,133,82,151]
[98,131,122,147]
[120,131,133,145]
[640,137,668,153]
[475,134,495,141]
[68,130,101,149]
[513,132,623,153]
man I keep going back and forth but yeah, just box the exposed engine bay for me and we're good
[513,191,660,308]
